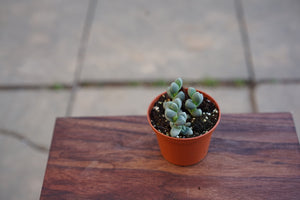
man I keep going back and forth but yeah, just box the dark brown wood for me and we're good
[40,113,300,200]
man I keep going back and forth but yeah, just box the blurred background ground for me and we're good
[0,0,299,199]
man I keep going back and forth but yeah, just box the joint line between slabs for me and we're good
[0,79,300,91]
[234,0,257,112]
[234,0,256,81]
[66,0,98,116]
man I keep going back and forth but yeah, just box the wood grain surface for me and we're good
[40,113,300,200]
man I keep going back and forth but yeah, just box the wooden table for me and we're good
[40,113,300,200]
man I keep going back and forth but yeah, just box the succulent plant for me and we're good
[163,78,205,137]
[185,87,204,117]
[166,78,185,101]
[163,98,193,137]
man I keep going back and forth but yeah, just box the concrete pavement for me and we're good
[0,0,299,199]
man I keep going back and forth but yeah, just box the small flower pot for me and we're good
[147,89,221,166]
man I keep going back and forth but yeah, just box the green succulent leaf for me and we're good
[167,87,174,98]
[178,111,187,119]
[175,114,187,126]
[170,82,180,95]
[170,126,182,137]
[188,87,196,98]
[163,101,171,110]
[175,91,185,101]
[167,102,179,112]
[163,101,168,109]
[192,92,203,106]
[186,128,193,136]
[165,108,177,122]
[174,78,183,89]
[191,109,202,117]
[181,126,193,136]
[185,99,196,110]
[173,98,182,109]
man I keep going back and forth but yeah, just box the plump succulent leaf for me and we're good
[163,101,171,110]
[167,78,184,100]
[185,87,204,117]
[164,101,179,112]
[188,87,196,98]
[174,78,183,89]
[163,101,168,109]
[173,98,182,109]
[166,87,173,98]
[175,91,185,101]
[175,116,186,126]
[165,108,177,121]
[178,111,187,119]
[191,109,202,117]
[185,99,197,110]
[186,128,193,136]
[192,92,203,106]
[170,126,182,137]
[175,113,187,126]
[170,82,180,95]
[181,126,193,136]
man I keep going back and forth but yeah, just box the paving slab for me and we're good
[0,0,88,85]
[0,134,48,200]
[243,0,300,80]
[201,86,253,113]
[81,0,248,82]
[256,83,300,142]
[71,86,252,116]
[0,90,69,148]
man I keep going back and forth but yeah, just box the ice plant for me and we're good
[166,78,185,101]
[163,78,204,137]
[163,98,193,137]
[185,87,204,117]
[147,77,221,165]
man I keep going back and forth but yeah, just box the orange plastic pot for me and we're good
[147,89,221,166]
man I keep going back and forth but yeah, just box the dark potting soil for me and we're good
[150,91,219,138]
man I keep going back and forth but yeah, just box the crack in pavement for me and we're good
[0,128,49,153]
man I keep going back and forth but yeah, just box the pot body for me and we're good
[147,89,221,166]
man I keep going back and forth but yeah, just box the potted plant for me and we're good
[147,78,221,166]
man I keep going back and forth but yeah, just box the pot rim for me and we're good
[147,88,221,142]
